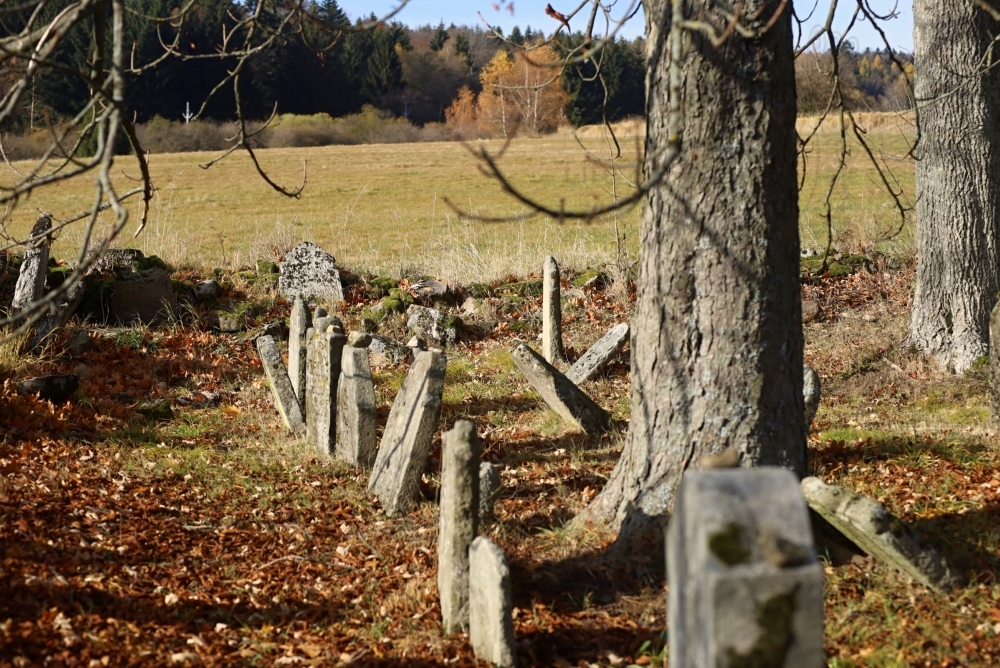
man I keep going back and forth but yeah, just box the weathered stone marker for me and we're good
[278,241,344,303]
[305,326,346,457]
[667,468,824,668]
[801,477,961,592]
[367,350,447,516]
[992,301,1000,425]
[469,536,516,668]
[510,342,610,436]
[438,420,481,635]
[479,462,501,522]
[803,364,821,431]
[565,322,629,384]
[542,256,566,364]
[335,340,378,467]
[12,214,52,313]
[288,298,310,408]
[256,335,304,433]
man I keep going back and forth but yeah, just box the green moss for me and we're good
[572,268,606,287]
[726,585,798,668]
[144,255,166,271]
[442,314,463,331]
[369,276,397,297]
[78,276,114,322]
[47,264,73,289]
[708,523,751,566]
[379,296,407,315]
[256,259,279,276]
[466,282,492,298]
[236,270,257,283]
[507,320,533,334]
[826,262,854,278]
[500,279,543,297]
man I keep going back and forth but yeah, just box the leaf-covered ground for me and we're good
[2,261,1000,667]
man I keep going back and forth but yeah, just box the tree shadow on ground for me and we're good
[911,504,1000,583]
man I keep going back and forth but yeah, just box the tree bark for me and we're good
[909,0,1000,374]
[583,0,804,553]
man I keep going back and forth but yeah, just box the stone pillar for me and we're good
[479,462,501,523]
[803,364,821,433]
[438,420,481,635]
[667,468,824,668]
[288,298,310,409]
[992,301,1000,425]
[542,256,565,364]
[469,536,516,668]
[12,214,52,313]
[367,350,447,516]
[256,335,305,433]
[305,324,345,457]
[336,338,378,467]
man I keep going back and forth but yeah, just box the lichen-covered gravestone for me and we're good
[542,256,566,364]
[367,350,447,516]
[565,322,629,384]
[667,467,824,668]
[335,336,378,467]
[469,536,516,668]
[12,214,52,314]
[256,335,304,433]
[305,324,345,457]
[438,420,480,635]
[109,267,178,324]
[278,241,344,303]
[288,298,310,407]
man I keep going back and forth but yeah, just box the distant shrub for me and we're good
[258,113,350,148]
[335,105,420,144]
[135,117,236,153]
[0,128,76,161]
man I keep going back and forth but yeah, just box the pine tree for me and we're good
[429,21,450,52]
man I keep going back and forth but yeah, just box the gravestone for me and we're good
[109,267,178,324]
[803,364,821,432]
[566,322,630,384]
[801,477,961,592]
[288,298,310,407]
[367,350,447,516]
[667,467,824,668]
[305,326,346,457]
[510,342,610,436]
[438,420,481,635]
[407,305,459,347]
[469,536,516,668]
[12,214,52,313]
[336,340,378,468]
[256,335,305,433]
[479,462,501,523]
[542,256,566,364]
[278,242,344,303]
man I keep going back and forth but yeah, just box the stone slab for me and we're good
[801,477,961,592]
[566,322,629,384]
[510,342,610,436]
[438,421,481,635]
[305,328,345,457]
[336,345,378,468]
[479,462,501,523]
[256,335,304,433]
[542,256,565,364]
[278,241,344,303]
[367,350,447,516]
[469,536,516,668]
[11,247,48,314]
[369,334,411,366]
[17,374,78,403]
[109,267,178,325]
[406,305,459,347]
[288,298,310,407]
[668,468,824,668]
[803,364,821,431]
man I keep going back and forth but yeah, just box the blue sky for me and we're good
[336,1,914,52]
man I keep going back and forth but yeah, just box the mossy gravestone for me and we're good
[438,421,480,635]
[667,468,824,668]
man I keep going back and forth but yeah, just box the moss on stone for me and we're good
[500,279,543,297]
[46,264,73,289]
[507,320,532,334]
[466,282,493,298]
[78,276,115,322]
[572,268,606,288]
[144,255,166,271]
[380,296,407,315]
[709,523,751,566]
[369,276,397,297]
[725,585,799,668]
[236,270,257,282]
[257,259,279,276]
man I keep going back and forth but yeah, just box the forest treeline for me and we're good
[0,0,913,150]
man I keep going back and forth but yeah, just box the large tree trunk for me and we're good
[909,1,1000,374]
[583,0,804,553]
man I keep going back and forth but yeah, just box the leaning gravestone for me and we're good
[110,267,178,324]
[367,350,447,516]
[336,337,378,468]
[469,536,516,668]
[542,256,566,364]
[801,477,961,592]
[438,420,481,635]
[288,298,311,407]
[565,322,630,384]
[668,467,824,668]
[11,214,52,314]
[305,324,345,457]
[256,335,305,433]
[510,342,610,436]
[278,242,344,303]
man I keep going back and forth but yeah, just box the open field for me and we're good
[2,119,914,281]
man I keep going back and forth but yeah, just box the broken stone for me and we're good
[305,328,346,457]
[461,297,483,318]
[288,298,310,408]
[542,256,566,364]
[193,280,221,303]
[11,214,52,314]
[205,311,243,333]
[801,477,961,592]
[479,462,501,523]
[110,267,178,325]
[346,331,372,348]
[469,537,516,668]
[278,242,344,303]
[17,374,78,403]
[565,322,629,385]
[335,345,378,468]
[411,279,455,304]
[509,343,610,436]
[69,329,95,356]
[406,335,427,350]
[803,365,821,432]
[438,420,481,635]
[137,399,173,420]
[802,300,821,323]
[406,305,460,347]
[261,320,288,341]
[367,350,447,517]
[369,334,411,366]
[256,335,305,433]
[668,468,824,668]
[87,247,145,276]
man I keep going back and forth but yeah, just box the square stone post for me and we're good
[288,298,310,408]
[336,341,378,467]
[469,536,516,668]
[542,256,565,364]
[305,321,345,457]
